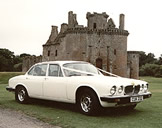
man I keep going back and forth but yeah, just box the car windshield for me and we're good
[63,62,99,77]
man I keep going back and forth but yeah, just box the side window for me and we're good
[33,64,47,76]
[59,68,63,77]
[48,64,63,77]
[28,67,34,75]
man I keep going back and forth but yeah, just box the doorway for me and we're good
[96,58,103,69]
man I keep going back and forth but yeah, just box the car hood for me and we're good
[80,75,147,87]
[9,75,25,81]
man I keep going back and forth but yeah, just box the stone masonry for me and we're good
[22,11,139,79]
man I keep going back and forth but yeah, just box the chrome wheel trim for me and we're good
[80,95,92,113]
[18,89,26,102]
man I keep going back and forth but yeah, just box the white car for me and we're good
[6,61,152,115]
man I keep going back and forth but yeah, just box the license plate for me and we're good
[130,96,143,102]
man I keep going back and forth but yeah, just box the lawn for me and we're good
[0,72,162,128]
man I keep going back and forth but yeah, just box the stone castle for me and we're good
[22,11,139,79]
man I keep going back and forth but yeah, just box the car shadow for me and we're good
[28,98,78,113]
[98,107,142,117]
[27,98,142,117]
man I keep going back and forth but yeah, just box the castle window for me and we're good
[114,49,116,55]
[48,50,50,56]
[93,23,97,29]
[55,50,58,56]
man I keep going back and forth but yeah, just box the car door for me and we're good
[25,64,47,98]
[43,64,67,101]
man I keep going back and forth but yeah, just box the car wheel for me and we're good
[77,89,100,116]
[15,86,29,104]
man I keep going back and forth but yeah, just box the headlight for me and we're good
[110,86,116,95]
[146,83,149,89]
[118,86,124,93]
[144,84,148,92]
[140,84,144,91]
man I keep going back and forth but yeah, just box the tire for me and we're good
[77,89,100,116]
[15,86,29,104]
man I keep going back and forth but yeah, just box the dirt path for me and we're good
[0,108,61,128]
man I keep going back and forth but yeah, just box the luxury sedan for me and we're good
[6,61,152,115]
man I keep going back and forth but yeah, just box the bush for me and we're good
[14,63,22,72]
[139,63,162,77]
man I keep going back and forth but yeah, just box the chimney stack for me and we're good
[68,11,78,28]
[60,23,68,33]
[119,14,125,30]
[50,26,58,42]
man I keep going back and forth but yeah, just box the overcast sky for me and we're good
[0,0,162,58]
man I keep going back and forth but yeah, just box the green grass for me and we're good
[0,72,24,84]
[0,73,162,128]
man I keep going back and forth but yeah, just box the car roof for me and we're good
[36,61,88,66]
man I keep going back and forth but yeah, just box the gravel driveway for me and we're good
[0,108,61,128]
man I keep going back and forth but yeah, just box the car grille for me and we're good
[124,85,140,95]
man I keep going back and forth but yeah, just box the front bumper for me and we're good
[6,86,15,92]
[100,92,152,104]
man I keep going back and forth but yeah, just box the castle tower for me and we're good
[109,14,128,77]
[68,11,78,28]
[86,12,109,29]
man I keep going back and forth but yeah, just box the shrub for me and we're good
[139,63,162,77]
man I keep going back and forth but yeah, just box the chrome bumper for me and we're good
[100,92,152,104]
[6,86,15,92]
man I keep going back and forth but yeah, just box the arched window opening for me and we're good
[93,23,97,29]
[48,50,50,57]
[55,50,58,56]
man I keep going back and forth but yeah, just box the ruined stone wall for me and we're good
[86,12,108,29]
[127,51,139,79]
[22,56,42,72]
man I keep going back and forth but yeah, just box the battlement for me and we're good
[65,27,129,35]
[43,26,129,47]
[86,12,109,19]
[86,12,109,29]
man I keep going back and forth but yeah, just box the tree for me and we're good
[147,53,156,63]
[139,52,157,67]
[139,52,147,67]
[156,54,162,65]
[139,64,162,77]
[20,53,31,58]
[0,48,15,71]
[0,49,32,72]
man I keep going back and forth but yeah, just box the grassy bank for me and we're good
[0,73,162,128]
[0,72,24,84]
